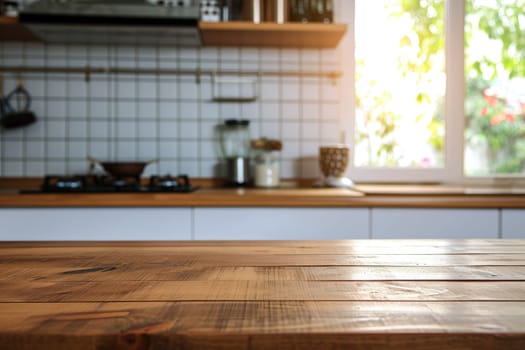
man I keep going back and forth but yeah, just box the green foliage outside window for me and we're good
[356,0,525,174]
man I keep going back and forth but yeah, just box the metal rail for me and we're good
[0,65,343,83]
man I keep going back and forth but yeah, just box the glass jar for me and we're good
[254,151,280,187]
[219,119,251,159]
[218,119,252,186]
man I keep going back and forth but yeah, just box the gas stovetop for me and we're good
[21,174,198,194]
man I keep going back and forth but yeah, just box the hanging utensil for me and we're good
[0,75,14,119]
[0,76,37,129]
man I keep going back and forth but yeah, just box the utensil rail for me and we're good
[0,65,343,83]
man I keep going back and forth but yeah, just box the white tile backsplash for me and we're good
[301,79,320,101]
[159,141,178,159]
[25,78,46,98]
[68,141,88,158]
[4,140,24,158]
[137,121,157,139]
[281,141,300,159]
[46,160,66,174]
[159,121,178,139]
[260,121,280,139]
[159,102,178,119]
[47,121,67,139]
[24,121,45,138]
[180,102,199,119]
[159,80,178,99]
[159,160,178,174]
[282,103,300,121]
[322,102,339,121]
[180,121,199,140]
[117,121,137,138]
[261,103,280,119]
[47,100,67,118]
[117,81,137,99]
[138,101,157,119]
[321,121,340,139]
[137,141,157,159]
[47,141,67,158]
[116,101,137,119]
[88,142,110,159]
[138,81,158,99]
[116,141,137,159]
[69,100,88,118]
[282,122,300,140]
[179,140,199,159]
[25,161,45,176]
[68,121,88,138]
[1,42,342,178]
[69,80,88,98]
[4,161,23,176]
[89,121,110,139]
[26,141,45,158]
[200,140,218,158]
[261,79,280,100]
[302,121,320,140]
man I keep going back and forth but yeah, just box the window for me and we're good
[464,0,525,177]
[340,0,525,183]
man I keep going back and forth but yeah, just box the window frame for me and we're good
[339,0,523,185]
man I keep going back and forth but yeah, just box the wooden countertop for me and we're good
[1,178,525,208]
[1,186,525,208]
[1,240,524,350]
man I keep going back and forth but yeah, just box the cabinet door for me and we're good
[501,209,525,238]
[194,207,369,240]
[0,208,192,241]
[371,208,499,239]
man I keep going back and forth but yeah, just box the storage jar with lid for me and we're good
[254,151,280,187]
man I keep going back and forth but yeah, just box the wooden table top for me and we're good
[1,240,525,350]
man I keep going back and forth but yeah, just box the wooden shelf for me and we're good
[1,17,347,48]
[199,21,347,48]
[0,16,38,41]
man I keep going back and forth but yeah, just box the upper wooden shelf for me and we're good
[199,21,347,48]
[0,16,38,41]
[0,16,347,48]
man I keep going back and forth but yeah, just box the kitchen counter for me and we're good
[1,184,525,208]
[1,240,524,350]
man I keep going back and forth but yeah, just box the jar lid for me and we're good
[225,119,250,126]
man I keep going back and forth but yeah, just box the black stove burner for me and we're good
[23,174,198,194]
[93,175,141,191]
[42,175,86,192]
[149,175,191,192]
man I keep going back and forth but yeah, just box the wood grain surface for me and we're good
[2,187,525,208]
[0,240,524,350]
[198,22,347,48]
[3,177,525,208]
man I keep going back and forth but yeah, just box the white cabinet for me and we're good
[0,208,192,241]
[371,208,499,239]
[1,206,519,241]
[194,207,370,240]
[501,209,525,238]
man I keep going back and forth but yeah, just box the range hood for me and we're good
[19,0,201,46]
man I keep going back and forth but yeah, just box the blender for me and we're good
[218,119,251,186]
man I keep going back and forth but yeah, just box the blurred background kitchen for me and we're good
[0,0,342,181]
